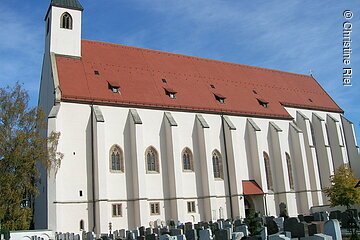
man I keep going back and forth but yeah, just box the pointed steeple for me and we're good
[50,0,84,11]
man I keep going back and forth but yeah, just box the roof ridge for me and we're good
[81,39,311,79]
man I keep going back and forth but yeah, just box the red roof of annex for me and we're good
[55,40,343,119]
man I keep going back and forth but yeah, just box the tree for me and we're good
[324,164,360,209]
[0,83,62,230]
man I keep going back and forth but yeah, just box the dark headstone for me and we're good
[284,217,307,238]
[185,229,197,240]
[215,229,230,240]
[145,234,156,240]
[184,222,193,233]
[139,227,145,237]
[341,211,351,228]
[308,223,318,236]
[265,219,279,235]
[330,211,341,220]
[298,214,305,222]
[136,236,145,240]
[234,219,243,227]
[170,229,182,236]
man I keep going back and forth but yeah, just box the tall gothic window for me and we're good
[146,146,159,173]
[212,150,223,179]
[182,147,194,171]
[286,152,295,190]
[60,12,73,29]
[110,145,124,172]
[263,151,273,190]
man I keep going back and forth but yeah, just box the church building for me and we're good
[35,0,360,234]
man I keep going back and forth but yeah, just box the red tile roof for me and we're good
[242,180,264,195]
[55,40,343,119]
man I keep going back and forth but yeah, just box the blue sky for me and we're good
[0,0,359,143]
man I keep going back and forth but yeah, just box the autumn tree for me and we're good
[324,164,360,209]
[0,83,62,230]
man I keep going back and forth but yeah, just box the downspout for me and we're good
[221,114,234,219]
[90,105,96,232]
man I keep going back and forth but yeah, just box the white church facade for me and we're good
[35,0,360,235]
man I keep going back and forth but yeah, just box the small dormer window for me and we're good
[210,84,215,89]
[61,12,73,30]
[164,88,176,99]
[108,82,120,94]
[111,87,119,93]
[94,70,100,75]
[257,98,268,108]
[253,90,258,94]
[162,78,167,84]
[308,98,313,102]
[214,93,225,104]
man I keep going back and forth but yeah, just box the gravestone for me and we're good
[199,229,213,240]
[234,219,243,227]
[214,229,230,240]
[170,229,183,236]
[324,219,342,240]
[137,236,145,240]
[145,234,157,240]
[329,211,341,221]
[284,218,307,238]
[273,217,284,231]
[266,219,279,235]
[341,211,351,228]
[87,232,96,240]
[234,224,249,237]
[176,235,186,240]
[185,229,197,240]
[310,234,332,240]
[184,222,193,233]
[139,227,146,237]
[146,228,153,236]
[347,209,359,220]
[308,223,319,236]
[268,234,290,240]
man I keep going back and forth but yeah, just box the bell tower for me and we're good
[45,0,83,57]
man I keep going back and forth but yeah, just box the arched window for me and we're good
[60,12,73,29]
[80,220,84,231]
[182,147,194,171]
[146,146,159,173]
[110,145,124,172]
[212,150,223,179]
[286,152,294,190]
[263,151,273,190]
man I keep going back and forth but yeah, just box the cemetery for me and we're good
[3,209,360,240]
